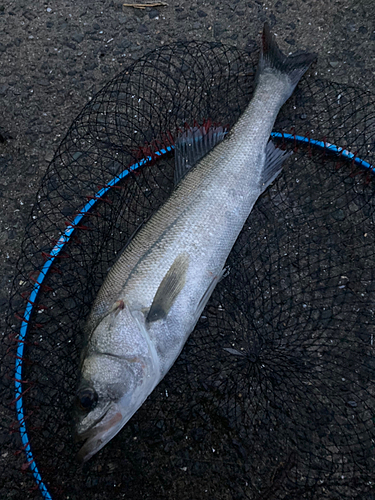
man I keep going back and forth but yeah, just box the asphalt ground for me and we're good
[0,0,374,498]
[0,1,374,293]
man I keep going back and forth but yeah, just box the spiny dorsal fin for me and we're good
[146,253,190,323]
[174,123,227,185]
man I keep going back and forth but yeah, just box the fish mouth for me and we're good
[76,408,123,463]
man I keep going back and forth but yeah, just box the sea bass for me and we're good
[75,23,316,462]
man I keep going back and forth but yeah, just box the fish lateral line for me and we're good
[94,351,146,364]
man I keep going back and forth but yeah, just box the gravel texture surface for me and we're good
[0,0,374,498]
[1,1,374,320]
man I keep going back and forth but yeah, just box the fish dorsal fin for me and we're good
[174,123,227,185]
[146,253,190,323]
[259,140,292,192]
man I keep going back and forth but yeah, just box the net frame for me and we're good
[2,41,375,500]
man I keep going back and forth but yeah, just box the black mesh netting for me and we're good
[2,41,375,500]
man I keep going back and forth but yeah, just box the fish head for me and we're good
[74,309,159,463]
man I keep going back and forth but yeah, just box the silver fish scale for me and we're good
[88,73,290,337]
[75,23,317,463]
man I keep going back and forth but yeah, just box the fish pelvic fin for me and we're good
[257,22,317,96]
[146,253,190,323]
[192,267,226,325]
[259,141,292,192]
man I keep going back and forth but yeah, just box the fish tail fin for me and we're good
[257,23,317,99]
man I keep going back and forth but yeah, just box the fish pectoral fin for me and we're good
[193,267,225,324]
[146,253,190,323]
[259,141,292,193]
[174,123,227,185]
[109,299,125,315]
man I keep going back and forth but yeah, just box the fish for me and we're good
[74,23,316,463]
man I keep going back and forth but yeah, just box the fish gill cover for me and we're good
[1,41,375,499]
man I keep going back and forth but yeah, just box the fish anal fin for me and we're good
[259,141,292,193]
[146,253,190,323]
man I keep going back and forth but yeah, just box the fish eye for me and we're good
[76,387,98,412]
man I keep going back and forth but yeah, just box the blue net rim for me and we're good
[14,132,374,500]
